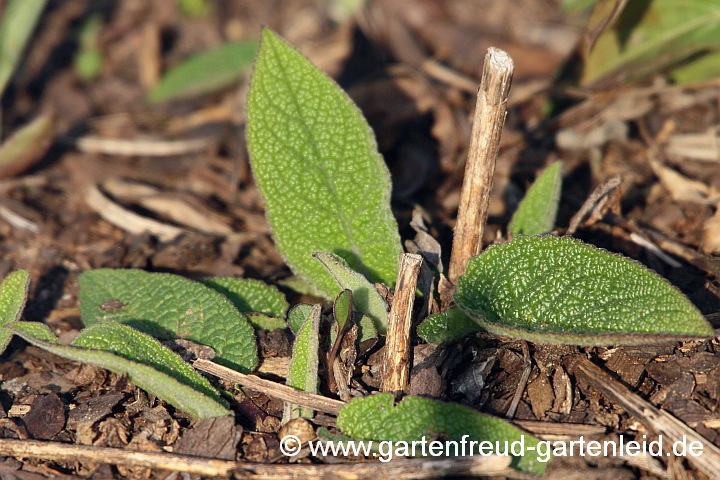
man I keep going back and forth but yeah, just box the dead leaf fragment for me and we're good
[702,207,720,254]
[0,114,54,179]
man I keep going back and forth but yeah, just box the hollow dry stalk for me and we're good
[382,253,423,393]
[448,48,514,283]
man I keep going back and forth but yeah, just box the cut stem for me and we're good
[448,48,514,283]
[382,253,423,393]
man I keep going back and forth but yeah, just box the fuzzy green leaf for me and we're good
[337,393,548,474]
[509,161,562,237]
[246,28,403,298]
[288,303,314,335]
[333,289,352,330]
[0,0,48,96]
[416,308,482,344]
[72,323,227,406]
[313,252,388,333]
[285,303,321,420]
[455,235,714,345]
[0,320,56,353]
[13,329,230,419]
[149,40,257,102]
[78,269,257,372]
[246,313,287,331]
[0,270,29,325]
[202,277,288,317]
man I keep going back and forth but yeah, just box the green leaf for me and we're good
[0,270,29,325]
[455,235,714,345]
[670,50,720,85]
[13,329,230,419]
[246,313,287,331]
[202,277,288,318]
[333,289,352,330]
[0,0,48,96]
[176,0,212,17]
[78,269,257,372]
[246,28,403,298]
[285,303,321,420]
[337,393,548,474]
[416,308,482,344]
[9,321,56,343]
[582,0,720,86]
[509,161,562,237]
[313,252,389,334]
[278,276,328,298]
[288,303,314,335]
[72,323,227,406]
[149,41,257,102]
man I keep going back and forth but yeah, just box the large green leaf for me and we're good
[13,329,230,419]
[78,269,257,372]
[149,40,257,102]
[313,252,389,333]
[246,28,403,298]
[509,161,562,237]
[582,0,720,86]
[454,235,714,345]
[201,277,288,317]
[0,0,48,96]
[72,323,227,406]
[285,303,321,421]
[336,393,548,475]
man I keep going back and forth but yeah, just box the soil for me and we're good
[1,1,719,479]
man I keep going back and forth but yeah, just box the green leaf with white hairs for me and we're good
[201,277,288,318]
[149,40,257,102]
[284,303,321,421]
[247,28,403,298]
[288,303,314,335]
[72,323,227,406]
[509,161,562,237]
[455,235,714,345]
[13,329,231,418]
[313,252,388,334]
[337,393,548,474]
[0,270,29,325]
[416,308,482,344]
[78,269,257,372]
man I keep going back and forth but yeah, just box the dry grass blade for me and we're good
[72,135,213,157]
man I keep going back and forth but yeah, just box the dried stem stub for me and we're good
[448,48,514,283]
[382,253,423,393]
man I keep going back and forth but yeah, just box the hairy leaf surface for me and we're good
[14,330,230,418]
[247,28,403,298]
[337,393,547,474]
[202,277,288,317]
[416,308,482,344]
[72,323,226,405]
[0,270,29,325]
[78,269,257,372]
[454,235,714,345]
[285,303,321,420]
[509,161,562,237]
[314,252,388,333]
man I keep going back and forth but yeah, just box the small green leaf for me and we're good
[78,269,257,372]
[13,329,230,419]
[285,304,321,420]
[670,50,720,85]
[246,28,403,298]
[176,0,211,17]
[288,303,314,335]
[149,41,257,102]
[246,313,287,331]
[0,0,48,96]
[509,161,562,237]
[202,277,288,318]
[0,113,54,179]
[278,275,328,298]
[416,308,482,344]
[333,289,352,330]
[455,235,714,345]
[0,270,29,325]
[357,314,377,343]
[337,393,548,474]
[72,323,226,406]
[9,321,56,343]
[313,252,388,334]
